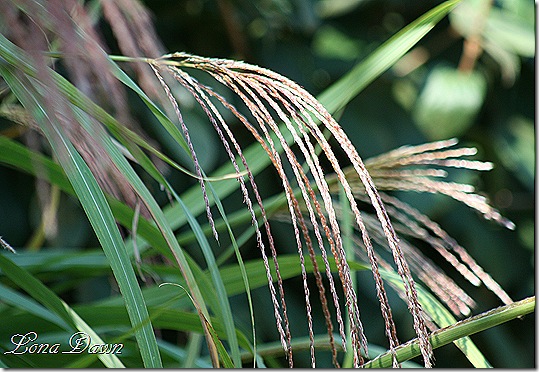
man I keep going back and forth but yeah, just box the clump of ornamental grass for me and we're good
[0,0,516,368]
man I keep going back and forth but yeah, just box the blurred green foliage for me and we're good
[0,0,534,368]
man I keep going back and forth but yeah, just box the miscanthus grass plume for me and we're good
[144,52,513,367]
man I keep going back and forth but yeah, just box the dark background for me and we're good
[0,0,534,368]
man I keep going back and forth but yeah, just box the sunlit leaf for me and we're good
[413,66,486,140]
[495,115,535,189]
[312,25,363,61]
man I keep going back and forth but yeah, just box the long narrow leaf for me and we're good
[68,94,222,365]
[0,282,70,330]
[0,66,161,368]
[364,297,535,368]
[172,195,242,366]
[318,0,462,112]
[0,136,73,193]
[208,183,258,367]
[0,254,125,368]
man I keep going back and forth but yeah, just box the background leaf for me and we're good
[412,66,487,140]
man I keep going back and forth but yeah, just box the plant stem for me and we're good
[364,296,535,368]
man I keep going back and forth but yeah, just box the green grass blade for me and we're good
[219,254,369,296]
[104,57,191,156]
[0,282,70,330]
[209,184,257,367]
[60,302,126,368]
[0,254,76,329]
[182,333,204,368]
[1,249,107,272]
[157,338,212,368]
[0,254,125,368]
[376,264,492,367]
[157,283,235,368]
[363,297,535,368]
[70,304,254,351]
[172,195,242,367]
[318,0,462,113]
[68,97,221,364]
[0,136,73,193]
[0,67,161,368]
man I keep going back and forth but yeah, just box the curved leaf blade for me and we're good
[0,254,125,368]
[364,297,535,368]
[0,65,162,368]
[318,0,462,113]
